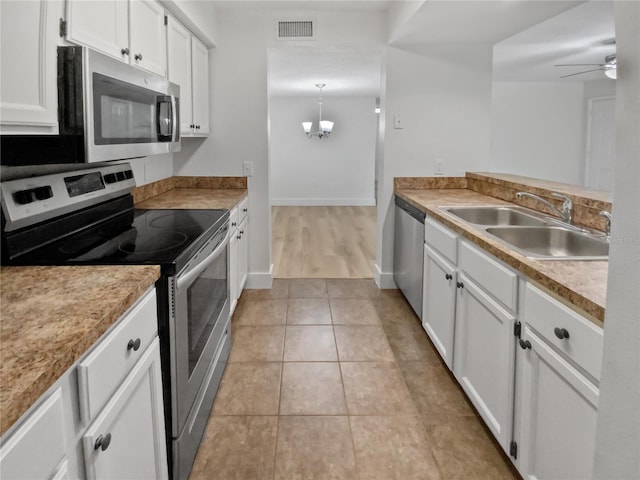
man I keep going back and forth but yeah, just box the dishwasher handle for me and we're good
[394,195,426,224]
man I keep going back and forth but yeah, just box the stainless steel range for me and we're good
[0,163,230,480]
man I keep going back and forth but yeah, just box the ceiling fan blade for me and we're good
[555,63,605,67]
[560,68,605,79]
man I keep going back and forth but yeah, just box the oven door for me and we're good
[171,223,229,434]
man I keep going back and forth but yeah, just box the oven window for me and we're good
[187,248,228,376]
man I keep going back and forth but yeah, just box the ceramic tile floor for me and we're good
[190,279,520,480]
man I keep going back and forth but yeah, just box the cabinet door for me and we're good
[516,326,598,480]
[66,0,129,62]
[82,338,168,480]
[238,216,249,293]
[229,223,239,314]
[129,0,167,76]
[0,0,59,133]
[166,16,193,136]
[422,244,457,369]
[191,36,209,135]
[0,388,66,479]
[453,273,516,452]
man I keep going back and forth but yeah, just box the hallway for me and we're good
[272,206,377,279]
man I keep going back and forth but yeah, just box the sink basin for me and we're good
[445,206,548,227]
[485,226,609,259]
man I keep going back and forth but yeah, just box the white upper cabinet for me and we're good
[66,0,167,77]
[166,16,193,135]
[129,0,167,76]
[191,36,210,135]
[167,16,209,137]
[0,0,59,133]
[66,0,129,62]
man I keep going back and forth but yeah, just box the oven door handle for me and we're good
[176,227,229,291]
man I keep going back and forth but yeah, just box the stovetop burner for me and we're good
[118,231,189,255]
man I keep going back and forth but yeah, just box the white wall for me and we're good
[270,96,376,206]
[593,1,640,477]
[375,44,493,286]
[173,7,386,287]
[489,82,585,184]
[129,154,174,186]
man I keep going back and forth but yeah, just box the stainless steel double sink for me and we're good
[441,206,609,260]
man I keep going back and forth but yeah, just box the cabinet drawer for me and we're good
[425,217,458,264]
[237,197,249,224]
[524,283,603,381]
[77,289,158,424]
[0,388,65,479]
[459,240,518,312]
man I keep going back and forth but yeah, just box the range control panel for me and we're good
[1,163,136,232]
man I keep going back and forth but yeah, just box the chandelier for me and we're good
[302,83,334,139]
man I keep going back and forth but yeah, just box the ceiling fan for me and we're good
[555,54,617,79]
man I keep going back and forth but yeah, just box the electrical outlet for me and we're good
[434,158,445,176]
[243,161,254,177]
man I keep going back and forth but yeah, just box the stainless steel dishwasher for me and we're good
[393,196,426,319]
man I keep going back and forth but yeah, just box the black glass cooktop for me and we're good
[11,208,228,274]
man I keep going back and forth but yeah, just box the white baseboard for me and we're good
[271,197,376,206]
[245,264,274,289]
[374,263,397,289]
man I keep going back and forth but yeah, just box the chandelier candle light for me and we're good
[302,83,334,139]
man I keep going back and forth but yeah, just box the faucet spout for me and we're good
[516,191,573,224]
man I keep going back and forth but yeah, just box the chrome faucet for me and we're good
[516,191,574,224]
[599,210,612,235]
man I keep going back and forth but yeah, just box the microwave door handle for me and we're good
[172,95,179,141]
[157,96,172,140]
[176,228,230,291]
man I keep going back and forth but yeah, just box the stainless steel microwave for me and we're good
[1,46,180,166]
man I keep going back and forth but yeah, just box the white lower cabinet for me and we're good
[513,283,602,479]
[83,338,167,480]
[453,273,516,452]
[0,388,66,479]
[419,212,603,477]
[0,288,168,479]
[422,244,457,369]
[515,325,599,480]
[229,198,249,315]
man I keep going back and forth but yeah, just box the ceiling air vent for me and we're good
[277,20,314,40]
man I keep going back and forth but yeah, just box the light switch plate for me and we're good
[394,114,403,129]
[243,161,254,177]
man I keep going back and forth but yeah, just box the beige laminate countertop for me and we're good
[395,188,607,325]
[136,188,247,210]
[0,265,160,437]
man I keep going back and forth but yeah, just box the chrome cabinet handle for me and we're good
[127,338,141,351]
[94,433,112,451]
[121,48,129,56]
[135,53,143,61]
[554,327,570,340]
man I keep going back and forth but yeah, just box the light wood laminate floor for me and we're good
[272,206,377,279]
[190,279,519,480]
